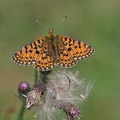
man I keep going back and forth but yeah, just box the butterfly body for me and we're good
[12,29,95,71]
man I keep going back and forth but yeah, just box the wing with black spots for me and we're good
[33,42,55,71]
[11,37,47,66]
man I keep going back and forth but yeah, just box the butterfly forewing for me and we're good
[12,37,47,66]
[56,35,94,61]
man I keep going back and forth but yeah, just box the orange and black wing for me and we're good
[11,37,47,66]
[56,35,95,67]
[32,42,56,71]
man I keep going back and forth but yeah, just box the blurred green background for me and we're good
[0,0,120,120]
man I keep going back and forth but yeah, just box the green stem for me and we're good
[34,70,38,83]
[18,101,26,120]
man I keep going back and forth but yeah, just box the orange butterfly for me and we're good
[11,29,95,71]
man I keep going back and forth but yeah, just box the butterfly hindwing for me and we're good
[56,40,77,68]
[33,42,55,71]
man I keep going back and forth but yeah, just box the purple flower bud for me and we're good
[18,81,30,94]
[35,82,46,93]
[63,103,81,119]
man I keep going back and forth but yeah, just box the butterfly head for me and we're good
[48,29,55,38]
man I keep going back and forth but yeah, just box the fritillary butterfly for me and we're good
[11,29,95,71]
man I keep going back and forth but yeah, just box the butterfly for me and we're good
[11,29,95,71]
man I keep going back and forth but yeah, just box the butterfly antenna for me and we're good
[54,16,67,30]
[33,18,48,30]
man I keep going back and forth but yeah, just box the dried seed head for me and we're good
[35,70,93,120]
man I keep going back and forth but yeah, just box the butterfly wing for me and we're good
[56,41,77,68]
[56,35,95,67]
[12,36,55,71]
[12,37,50,66]
[33,42,55,71]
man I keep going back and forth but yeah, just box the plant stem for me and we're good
[34,70,38,83]
[18,101,26,120]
